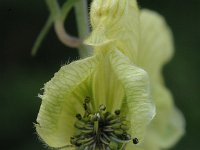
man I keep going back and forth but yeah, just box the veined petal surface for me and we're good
[109,49,155,142]
[138,9,174,83]
[91,50,125,112]
[36,56,98,147]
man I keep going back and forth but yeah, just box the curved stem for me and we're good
[54,21,81,47]
[74,0,92,58]
[46,0,81,48]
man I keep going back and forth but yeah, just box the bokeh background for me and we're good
[0,0,199,149]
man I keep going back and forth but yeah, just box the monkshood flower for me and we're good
[85,0,185,150]
[36,0,185,150]
[35,47,156,148]
[36,49,155,150]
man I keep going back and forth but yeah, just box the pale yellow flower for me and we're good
[36,0,184,149]
[85,0,185,150]
[36,0,155,149]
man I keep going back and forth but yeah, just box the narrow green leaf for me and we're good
[31,16,53,56]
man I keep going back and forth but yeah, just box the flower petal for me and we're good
[162,107,185,148]
[138,9,185,149]
[147,84,185,149]
[91,51,125,112]
[36,56,98,147]
[85,0,140,61]
[138,9,174,83]
[109,49,155,142]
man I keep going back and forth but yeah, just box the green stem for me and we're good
[46,0,81,48]
[45,0,61,21]
[32,0,91,57]
[74,0,92,58]
[31,0,80,56]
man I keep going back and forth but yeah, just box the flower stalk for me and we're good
[74,0,92,58]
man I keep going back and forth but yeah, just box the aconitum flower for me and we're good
[85,0,185,150]
[36,0,184,150]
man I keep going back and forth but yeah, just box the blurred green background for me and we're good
[0,0,199,149]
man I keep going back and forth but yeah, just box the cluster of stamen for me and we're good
[68,96,139,150]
